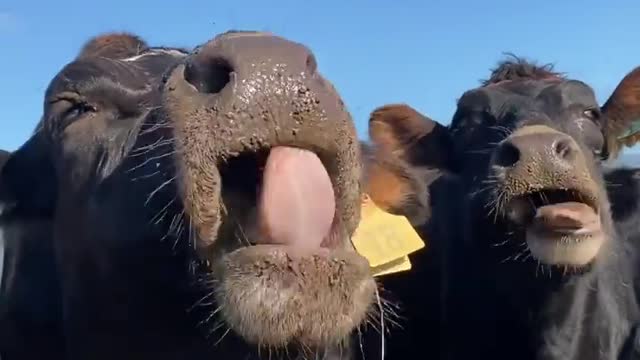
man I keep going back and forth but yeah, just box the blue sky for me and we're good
[0,0,638,152]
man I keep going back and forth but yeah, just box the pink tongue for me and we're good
[257,146,336,254]
[533,202,599,232]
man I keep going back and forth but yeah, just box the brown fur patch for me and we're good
[601,66,640,158]
[366,104,441,211]
[365,157,411,212]
[77,32,148,60]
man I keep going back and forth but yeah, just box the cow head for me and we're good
[0,31,376,356]
[365,57,640,274]
[0,32,185,353]
[0,33,188,218]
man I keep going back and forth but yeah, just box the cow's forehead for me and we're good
[44,59,146,99]
[44,49,186,98]
[456,79,598,118]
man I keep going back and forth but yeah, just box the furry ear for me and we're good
[369,104,454,170]
[363,104,455,225]
[361,142,416,214]
[77,32,148,60]
[369,104,435,158]
[601,66,640,159]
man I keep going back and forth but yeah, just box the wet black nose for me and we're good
[493,141,520,168]
[183,31,317,96]
[493,130,579,169]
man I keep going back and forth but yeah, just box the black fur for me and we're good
[482,54,565,86]
[0,35,187,360]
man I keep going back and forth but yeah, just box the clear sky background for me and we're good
[0,0,639,153]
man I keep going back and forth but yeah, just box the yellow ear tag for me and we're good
[351,194,426,277]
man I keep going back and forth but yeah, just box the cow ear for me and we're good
[363,104,455,226]
[77,32,148,60]
[369,104,455,169]
[601,66,640,159]
[0,133,57,217]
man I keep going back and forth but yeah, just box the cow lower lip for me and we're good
[524,202,604,266]
[525,227,604,266]
[226,244,338,260]
[211,243,375,347]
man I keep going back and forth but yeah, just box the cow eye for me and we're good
[63,102,96,119]
[47,95,97,134]
[49,93,96,119]
[583,108,601,123]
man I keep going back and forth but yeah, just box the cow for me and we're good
[0,148,65,360]
[0,31,379,359]
[362,57,640,359]
[0,35,190,360]
[0,186,63,360]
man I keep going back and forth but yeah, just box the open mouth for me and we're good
[505,188,605,267]
[218,145,339,255]
[208,145,374,348]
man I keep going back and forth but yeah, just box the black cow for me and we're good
[0,33,188,359]
[360,105,459,360]
[0,31,378,359]
[0,193,63,360]
[363,57,640,359]
[0,147,65,360]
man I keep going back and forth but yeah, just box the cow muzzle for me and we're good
[159,31,376,349]
[489,125,605,267]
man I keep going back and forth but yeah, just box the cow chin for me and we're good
[210,245,374,348]
[525,229,605,267]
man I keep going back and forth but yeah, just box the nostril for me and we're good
[184,56,233,94]
[494,141,520,168]
[554,138,575,160]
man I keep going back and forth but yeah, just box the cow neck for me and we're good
[462,212,639,359]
